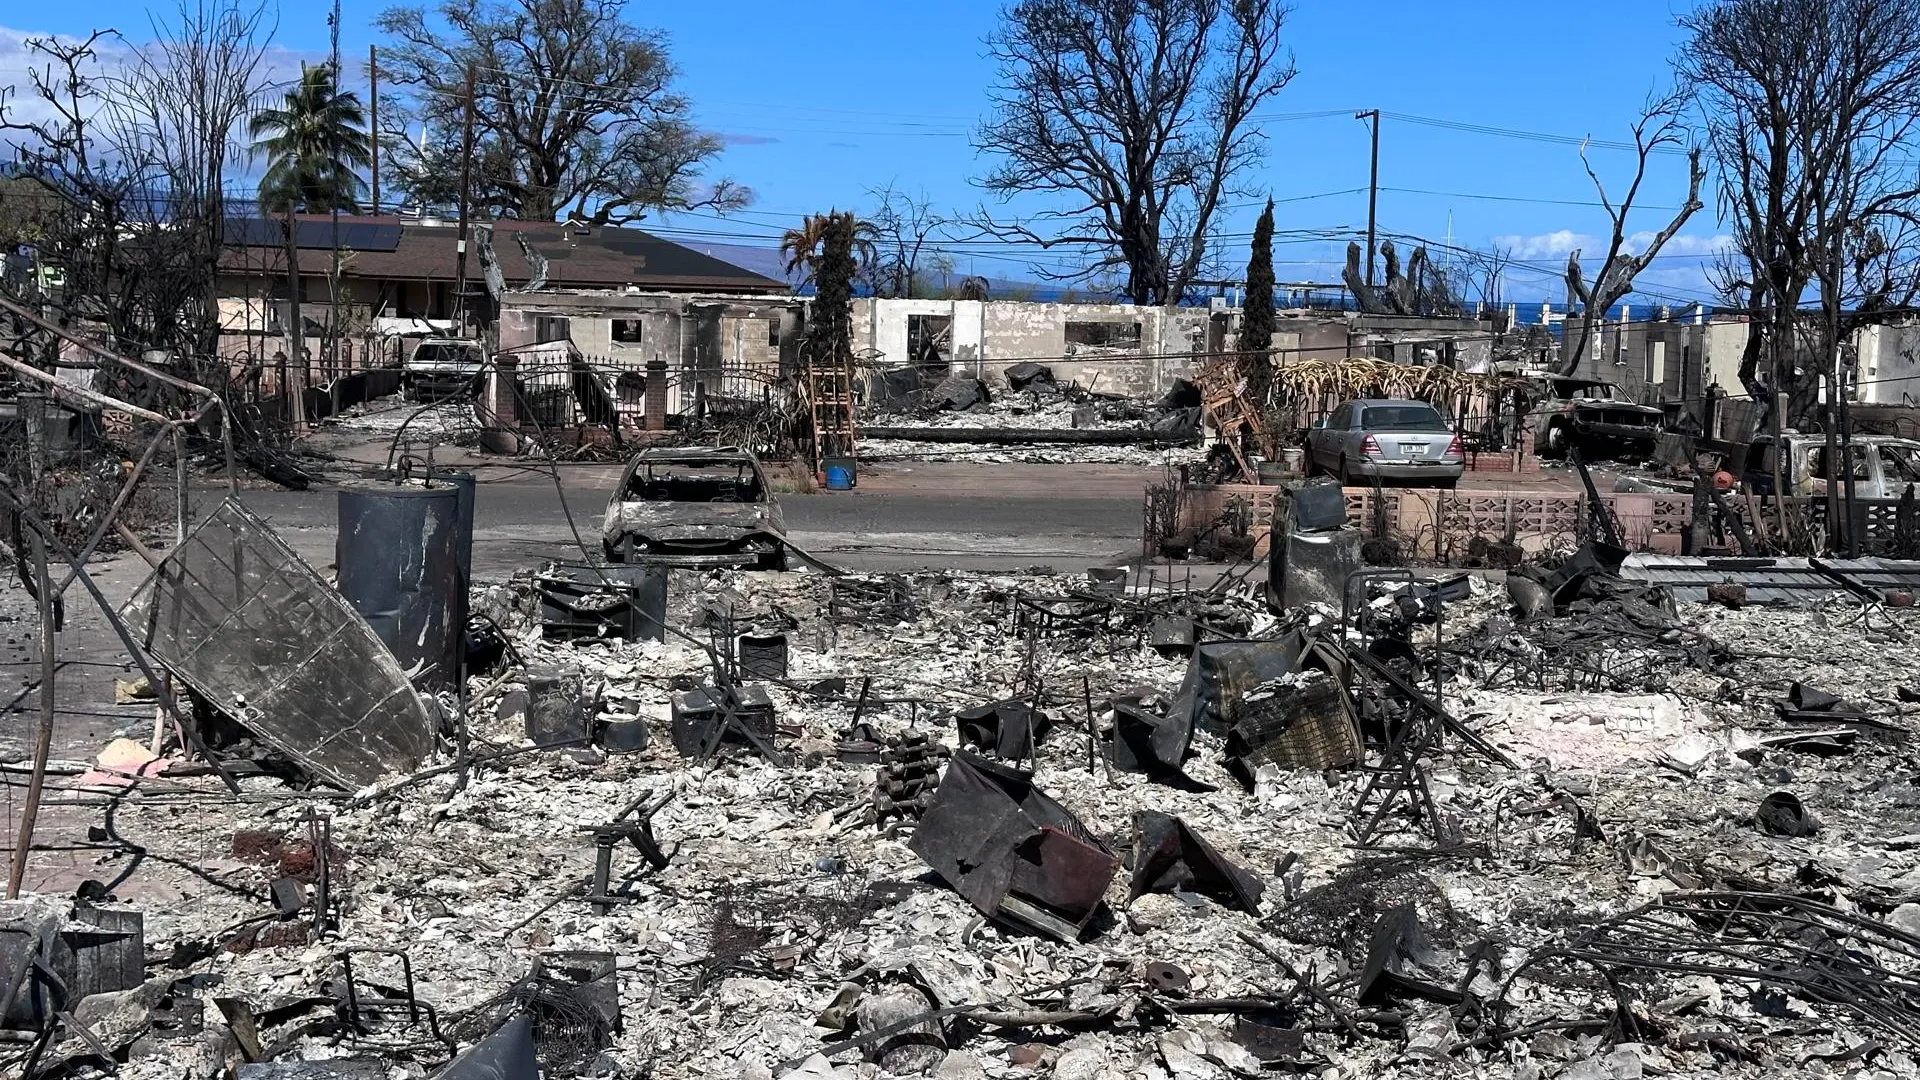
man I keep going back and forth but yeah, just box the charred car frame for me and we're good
[1529,377,1663,461]
[601,447,788,570]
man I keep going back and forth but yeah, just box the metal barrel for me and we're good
[337,485,464,691]
[428,470,477,583]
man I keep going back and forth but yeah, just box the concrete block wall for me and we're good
[854,298,1222,397]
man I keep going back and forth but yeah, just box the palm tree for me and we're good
[251,63,372,214]
[779,215,831,284]
[780,211,876,286]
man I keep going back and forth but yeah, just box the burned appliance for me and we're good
[954,700,1052,760]
[908,753,1119,942]
[669,684,776,759]
[1127,811,1265,914]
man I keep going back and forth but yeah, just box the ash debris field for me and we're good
[857,367,1209,468]
[10,525,1920,1080]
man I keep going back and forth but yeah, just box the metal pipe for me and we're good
[174,425,190,546]
[0,346,172,424]
[5,496,58,899]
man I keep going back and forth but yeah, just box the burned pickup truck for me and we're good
[601,447,788,570]
[1529,377,1663,461]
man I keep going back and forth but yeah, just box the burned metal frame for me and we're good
[121,499,439,790]
[1128,811,1265,914]
[1345,648,1515,768]
[581,791,676,915]
[1347,705,1450,848]
[1341,568,1450,714]
[908,752,1119,943]
[1503,891,1920,1048]
[337,946,451,1051]
[1,296,248,899]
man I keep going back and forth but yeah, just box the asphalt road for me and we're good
[0,457,1155,776]
[225,459,1156,578]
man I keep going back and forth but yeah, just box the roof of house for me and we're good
[219,215,786,294]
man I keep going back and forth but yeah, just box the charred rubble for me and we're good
[9,507,1920,1080]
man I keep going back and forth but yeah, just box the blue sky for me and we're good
[2,0,1720,304]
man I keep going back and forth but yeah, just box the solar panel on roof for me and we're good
[331,222,402,250]
[222,218,403,251]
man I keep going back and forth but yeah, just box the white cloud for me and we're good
[1627,230,1733,257]
[1491,229,1590,260]
[1493,227,1733,263]
[2,23,319,130]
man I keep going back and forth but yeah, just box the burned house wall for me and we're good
[1596,321,1691,404]
[1572,317,1752,410]
[501,291,803,425]
[855,300,1494,399]
[1857,320,1920,406]
[1276,316,1349,367]
[854,299,1221,399]
[1342,314,1496,373]
[1701,320,1750,395]
[856,299,986,376]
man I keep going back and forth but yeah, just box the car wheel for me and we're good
[1437,477,1458,490]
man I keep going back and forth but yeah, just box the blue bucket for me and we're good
[823,457,856,491]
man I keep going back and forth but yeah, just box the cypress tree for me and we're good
[1238,198,1277,398]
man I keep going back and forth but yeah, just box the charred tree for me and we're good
[1557,92,1706,377]
[1681,0,1920,423]
[974,0,1296,304]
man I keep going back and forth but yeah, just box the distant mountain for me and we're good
[678,242,804,289]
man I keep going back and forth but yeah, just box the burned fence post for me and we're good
[1083,675,1099,778]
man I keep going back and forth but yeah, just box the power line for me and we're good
[1379,111,1693,157]
[1382,185,1689,212]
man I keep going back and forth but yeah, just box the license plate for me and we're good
[1401,443,1427,457]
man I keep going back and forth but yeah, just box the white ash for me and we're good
[37,569,1920,1080]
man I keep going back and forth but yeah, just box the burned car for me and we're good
[601,447,787,570]
[401,337,486,402]
[1529,377,1663,460]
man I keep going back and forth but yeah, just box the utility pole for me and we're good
[1356,110,1381,288]
[369,45,380,215]
[453,63,476,333]
[284,205,307,432]
[7,394,55,900]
